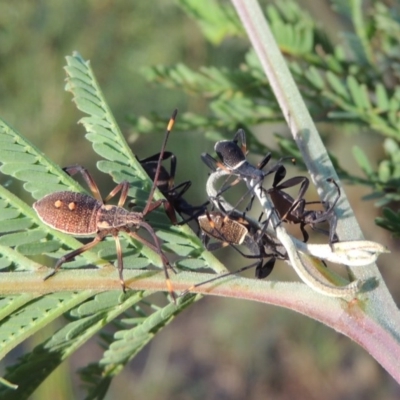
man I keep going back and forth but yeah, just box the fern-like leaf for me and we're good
[79,294,196,400]
[0,51,224,396]
[64,52,218,269]
[0,119,84,199]
[0,291,146,399]
[177,0,243,44]
[65,53,150,192]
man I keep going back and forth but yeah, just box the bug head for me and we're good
[214,140,246,170]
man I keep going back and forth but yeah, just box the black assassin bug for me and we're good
[202,129,340,246]
[201,128,292,185]
[138,151,208,226]
[201,128,295,211]
[34,110,179,301]
[267,165,341,245]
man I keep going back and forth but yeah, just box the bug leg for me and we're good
[201,153,218,171]
[246,159,286,213]
[103,181,130,207]
[255,257,276,279]
[64,165,103,203]
[308,213,339,247]
[257,153,272,170]
[127,221,176,303]
[308,179,341,246]
[162,201,179,225]
[275,176,310,221]
[299,222,310,242]
[163,181,194,225]
[139,151,178,193]
[176,200,209,225]
[168,180,192,199]
[328,215,339,247]
[272,165,287,187]
[304,179,341,226]
[143,198,166,215]
[113,234,126,292]
[44,234,104,281]
[326,178,341,205]
[257,210,274,236]
[219,176,262,214]
[233,128,247,155]
[201,152,233,174]
[181,260,261,297]
[215,176,244,200]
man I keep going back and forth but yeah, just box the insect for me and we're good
[201,128,294,211]
[200,157,287,272]
[202,128,291,184]
[181,209,287,295]
[199,210,286,276]
[138,150,208,226]
[267,165,340,245]
[202,129,339,246]
[186,167,364,298]
[34,110,178,300]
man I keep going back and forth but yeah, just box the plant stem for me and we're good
[230,0,400,383]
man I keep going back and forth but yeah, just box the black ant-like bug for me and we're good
[202,128,290,186]
[202,129,340,246]
[34,110,179,301]
[267,165,340,246]
[201,128,295,211]
[138,151,208,226]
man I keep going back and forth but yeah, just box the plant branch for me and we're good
[2,267,400,381]
[230,0,400,383]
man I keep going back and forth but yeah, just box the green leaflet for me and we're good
[65,53,148,185]
[0,291,195,400]
[64,52,208,261]
[0,291,96,366]
[178,0,242,45]
[79,294,197,399]
[0,291,142,400]
[0,119,84,199]
[0,50,227,398]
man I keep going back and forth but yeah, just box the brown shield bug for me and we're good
[34,110,178,301]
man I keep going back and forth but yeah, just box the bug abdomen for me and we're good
[33,191,101,235]
[199,213,248,245]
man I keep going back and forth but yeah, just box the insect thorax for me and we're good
[215,141,246,168]
[96,205,142,230]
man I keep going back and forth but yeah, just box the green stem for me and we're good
[230,0,400,383]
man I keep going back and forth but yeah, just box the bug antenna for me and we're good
[143,109,178,215]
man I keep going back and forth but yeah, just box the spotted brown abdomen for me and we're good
[33,191,102,236]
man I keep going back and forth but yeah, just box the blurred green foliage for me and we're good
[0,1,399,399]
[130,0,400,239]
